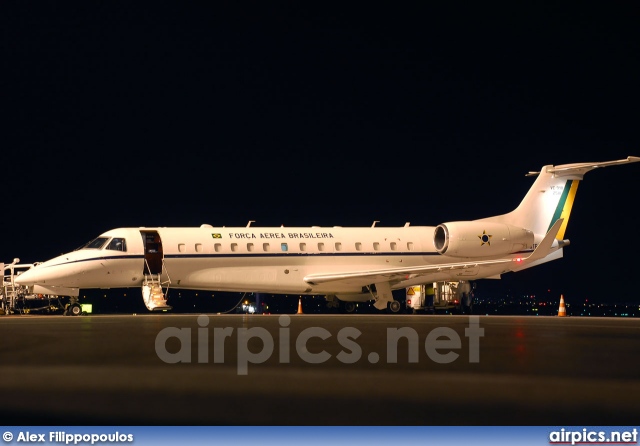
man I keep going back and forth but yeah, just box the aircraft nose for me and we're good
[14,267,40,285]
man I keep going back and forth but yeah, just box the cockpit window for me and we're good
[105,237,127,252]
[77,237,109,250]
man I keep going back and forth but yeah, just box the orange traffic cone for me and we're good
[558,295,567,317]
[297,297,304,314]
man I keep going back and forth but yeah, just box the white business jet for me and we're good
[15,156,640,315]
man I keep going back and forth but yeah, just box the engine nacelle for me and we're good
[434,221,534,258]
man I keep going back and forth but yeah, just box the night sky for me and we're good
[2,3,639,303]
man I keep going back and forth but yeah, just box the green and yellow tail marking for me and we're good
[548,180,580,239]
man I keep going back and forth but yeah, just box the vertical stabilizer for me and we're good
[478,156,640,239]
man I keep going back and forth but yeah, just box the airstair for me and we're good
[141,259,172,311]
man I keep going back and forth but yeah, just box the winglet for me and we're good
[520,218,564,264]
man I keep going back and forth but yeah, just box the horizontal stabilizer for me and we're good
[546,156,640,176]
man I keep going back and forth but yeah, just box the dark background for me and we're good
[2,3,639,303]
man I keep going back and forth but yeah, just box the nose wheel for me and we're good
[64,299,83,316]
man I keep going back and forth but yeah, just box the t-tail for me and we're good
[478,156,640,242]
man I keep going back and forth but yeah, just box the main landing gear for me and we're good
[387,300,402,313]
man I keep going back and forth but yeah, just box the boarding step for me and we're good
[142,274,172,312]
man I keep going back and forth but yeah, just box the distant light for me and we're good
[241,304,256,314]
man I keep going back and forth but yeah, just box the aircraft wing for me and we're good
[304,219,564,287]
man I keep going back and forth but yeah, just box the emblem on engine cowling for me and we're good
[478,230,492,246]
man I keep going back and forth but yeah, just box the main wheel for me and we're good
[343,302,356,313]
[388,300,401,313]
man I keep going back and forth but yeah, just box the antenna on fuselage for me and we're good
[247,220,255,227]
[372,221,379,227]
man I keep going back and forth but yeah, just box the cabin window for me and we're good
[407,242,414,251]
[281,243,288,252]
[106,238,127,252]
[318,242,325,252]
[263,243,270,252]
[178,243,186,253]
[214,243,222,252]
[195,243,203,253]
[231,243,238,252]
[373,242,380,251]
[390,242,397,251]
[247,243,254,252]
[335,242,342,251]
[355,242,362,251]
[300,242,307,252]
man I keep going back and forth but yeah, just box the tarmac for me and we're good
[0,313,638,425]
